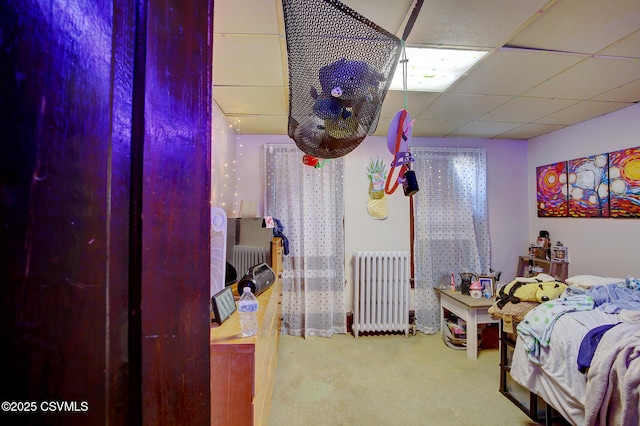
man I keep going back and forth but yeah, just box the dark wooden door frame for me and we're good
[0,1,214,424]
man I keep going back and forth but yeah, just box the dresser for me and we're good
[210,278,281,425]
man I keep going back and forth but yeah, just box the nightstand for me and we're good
[435,288,499,359]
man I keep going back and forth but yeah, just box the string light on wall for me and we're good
[232,118,241,217]
[211,111,227,211]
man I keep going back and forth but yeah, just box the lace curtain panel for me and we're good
[411,147,490,334]
[264,144,346,337]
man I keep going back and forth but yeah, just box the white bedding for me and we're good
[510,309,620,425]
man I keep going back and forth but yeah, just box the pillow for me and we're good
[565,275,625,289]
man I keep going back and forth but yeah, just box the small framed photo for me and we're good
[478,276,496,298]
[550,246,569,262]
[211,286,237,325]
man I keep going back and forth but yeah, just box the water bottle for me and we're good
[238,287,258,337]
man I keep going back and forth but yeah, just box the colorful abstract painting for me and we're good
[568,154,609,217]
[609,146,640,217]
[537,162,568,217]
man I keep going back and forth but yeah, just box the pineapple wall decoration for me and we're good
[367,157,388,220]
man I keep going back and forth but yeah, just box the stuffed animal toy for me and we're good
[310,58,384,126]
[496,278,567,308]
[310,92,350,121]
[536,281,567,302]
[317,58,384,101]
[626,275,640,290]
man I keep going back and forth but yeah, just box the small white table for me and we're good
[436,289,499,359]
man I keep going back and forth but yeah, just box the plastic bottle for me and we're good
[450,273,456,292]
[238,287,259,337]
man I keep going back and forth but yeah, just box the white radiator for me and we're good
[233,245,269,276]
[353,251,410,339]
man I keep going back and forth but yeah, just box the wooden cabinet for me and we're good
[210,279,282,426]
[516,255,569,282]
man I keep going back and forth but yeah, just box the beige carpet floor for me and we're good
[269,332,541,426]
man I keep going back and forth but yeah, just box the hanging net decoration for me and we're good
[282,0,402,159]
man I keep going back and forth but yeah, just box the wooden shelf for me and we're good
[516,255,569,282]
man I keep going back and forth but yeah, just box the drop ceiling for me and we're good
[213,0,640,140]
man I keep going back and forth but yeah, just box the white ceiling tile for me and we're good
[534,100,634,126]
[418,93,511,120]
[213,86,288,115]
[213,35,285,86]
[592,79,640,102]
[449,121,522,138]
[405,0,548,48]
[599,29,640,58]
[379,90,439,118]
[214,0,280,35]
[478,97,578,123]
[342,0,412,36]
[411,119,469,137]
[449,49,583,96]
[497,123,566,139]
[232,115,289,135]
[508,0,640,54]
[524,57,640,99]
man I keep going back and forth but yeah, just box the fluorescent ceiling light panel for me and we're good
[389,47,488,92]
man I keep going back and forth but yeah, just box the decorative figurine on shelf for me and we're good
[459,272,477,295]
[550,243,569,262]
[534,230,550,259]
[470,281,483,298]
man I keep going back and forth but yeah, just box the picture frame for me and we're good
[550,246,569,262]
[478,276,496,298]
[211,286,237,325]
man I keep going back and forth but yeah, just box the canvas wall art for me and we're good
[609,146,640,218]
[568,153,609,218]
[536,161,568,217]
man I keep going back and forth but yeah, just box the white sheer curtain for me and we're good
[264,144,346,337]
[411,147,490,334]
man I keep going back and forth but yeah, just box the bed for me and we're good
[491,274,640,426]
